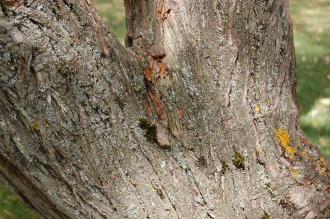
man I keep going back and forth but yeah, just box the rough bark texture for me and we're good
[0,0,329,218]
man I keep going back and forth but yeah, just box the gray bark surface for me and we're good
[0,0,329,218]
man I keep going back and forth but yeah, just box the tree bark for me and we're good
[0,0,329,218]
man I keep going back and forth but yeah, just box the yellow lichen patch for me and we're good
[290,169,301,178]
[31,121,40,132]
[275,128,297,158]
[266,99,272,106]
[255,105,261,113]
[317,157,329,176]
[300,149,310,160]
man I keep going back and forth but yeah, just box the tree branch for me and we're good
[0,1,147,217]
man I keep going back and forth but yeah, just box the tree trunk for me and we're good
[0,0,329,218]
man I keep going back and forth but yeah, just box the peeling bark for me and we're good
[0,0,329,218]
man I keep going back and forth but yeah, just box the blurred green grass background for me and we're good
[292,0,330,157]
[1,0,329,218]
